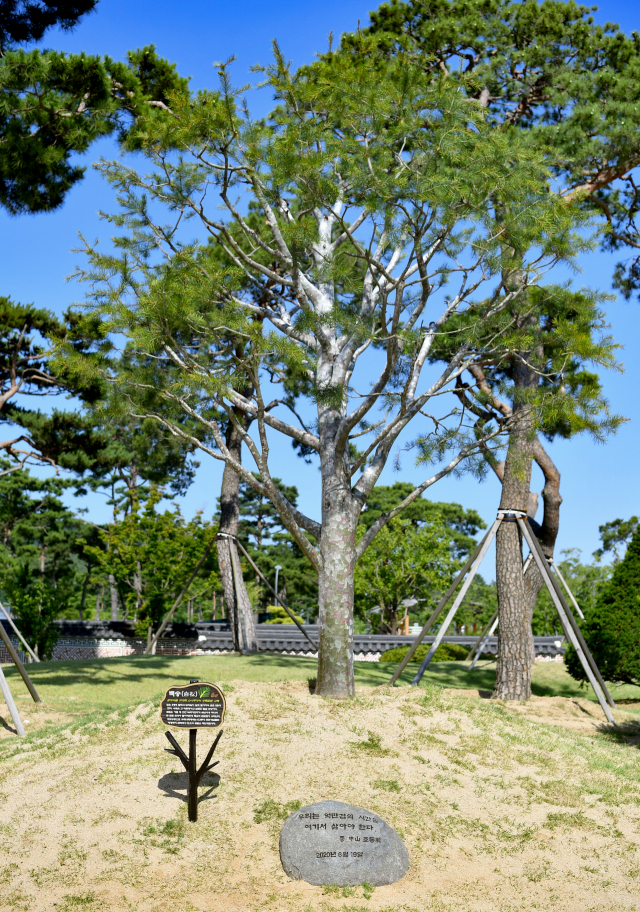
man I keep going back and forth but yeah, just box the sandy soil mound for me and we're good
[448,687,639,735]
[1,681,640,912]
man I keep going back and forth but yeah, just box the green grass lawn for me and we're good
[3,652,640,716]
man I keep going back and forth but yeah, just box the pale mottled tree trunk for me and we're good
[316,476,358,698]
[315,352,360,697]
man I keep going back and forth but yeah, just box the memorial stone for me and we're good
[279,800,409,886]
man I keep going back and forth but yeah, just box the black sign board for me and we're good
[160,682,225,729]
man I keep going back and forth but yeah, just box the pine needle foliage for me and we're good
[347,0,640,300]
[61,41,606,695]
[566,528,640,687]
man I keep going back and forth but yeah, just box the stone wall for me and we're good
[0,619,566,664]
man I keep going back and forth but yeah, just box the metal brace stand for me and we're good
[550,559,585,620]
[389,509,617,725]
[468,610,499,670]
[0,613,41,737]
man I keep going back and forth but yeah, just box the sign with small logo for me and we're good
[160,682,225,729]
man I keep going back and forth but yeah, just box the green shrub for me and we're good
[379,642,469,664]
[566,526,640,685]
[2,562,60,660]
[264,605,304,625]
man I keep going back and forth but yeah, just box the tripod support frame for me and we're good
[389,510,616,726]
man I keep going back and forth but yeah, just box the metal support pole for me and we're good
[550,559,585,620]
[522,520,615,709]
[146,535,217,655]
[0,602,39,663]
[412,518,502,686]
[388,525,496,687]
[516,517,616,725]
[466,608,499,664]
[469,612,499,671]
[0,622,41,703]
[231,535,318,650]
[0,664,25,736]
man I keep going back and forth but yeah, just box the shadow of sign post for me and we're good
[160,679,225,822]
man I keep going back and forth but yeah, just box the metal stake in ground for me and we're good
[516,517,616,725]
[411,517,502,686]
[145,534,217,656]
[0,619,40,703]
[549,559,585,620]
[229,534,318,651]
[0,601,39,663]
[392,507,616,724]
[467,608,499,670]
[0,664,25,736]
[387,526,496,687]
[161,680,226,822]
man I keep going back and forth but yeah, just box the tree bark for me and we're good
[79,570,90,622]
[493,433,534,699]
[488,430,564,691]
[471,363,564,694]
[216,423,258,652]
[109,574,119,621]
[493,351,538,701]
[316,425,359,697]
[316,504,357,698]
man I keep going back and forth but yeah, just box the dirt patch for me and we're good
[1,681,640,911]
[0,696,75,738]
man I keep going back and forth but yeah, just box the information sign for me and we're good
[160,682,225,729]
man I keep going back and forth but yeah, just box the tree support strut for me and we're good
[0,621,40,703]
[388,510,617,726]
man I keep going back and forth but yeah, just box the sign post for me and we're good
[160,679,225,822]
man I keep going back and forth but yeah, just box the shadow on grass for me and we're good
[3,654,218,688]
[594,718,640,747]
[354,659,497,692]
[3,652,319,690]
[6,651,640,712]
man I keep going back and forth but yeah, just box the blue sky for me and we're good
[2,0,639,576]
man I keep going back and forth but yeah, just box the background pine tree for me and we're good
[566,527,640,686]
